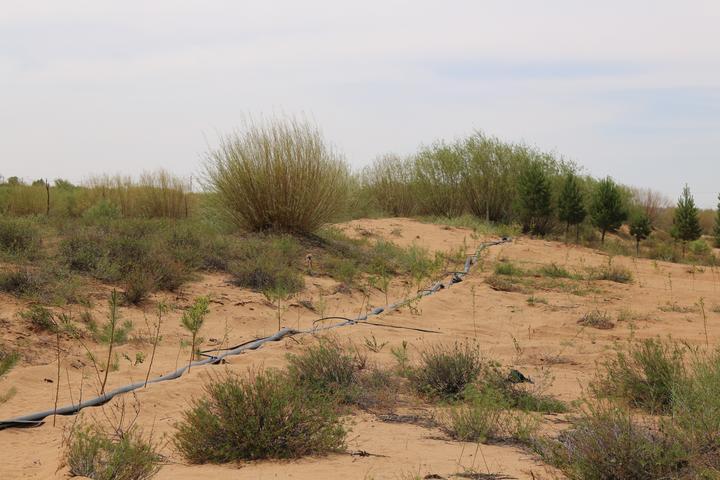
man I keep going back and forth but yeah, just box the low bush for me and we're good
[66,421,161,480]
[410,342,484,400]
[538,263,573,278]
[286,337,364,404]
[594,338,686,413]
[0,346,19,378]
[540,405,687,480]
[174,369,345,463]
[0,217,42,258]
[445,388,506,442]
[227,235,304,294]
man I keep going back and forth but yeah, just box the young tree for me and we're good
[181,296,210,372]
[714,193,720,248]
[590,177,627,244]
[629,213,652,255]
[557,173,587,243]
[517,161,553,236]
[672,185,702,256]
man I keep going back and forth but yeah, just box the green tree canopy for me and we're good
[629,212,652,255]
[557,173,586,242]
[516,160,553,236]
[590,177,627,244]
[714,193,720,248]
[671,185,702,249]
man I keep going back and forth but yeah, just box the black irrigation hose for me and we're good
[0,237,510,430]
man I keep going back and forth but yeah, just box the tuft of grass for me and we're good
[204,116,350,234]
[593,338,686,413]
[227,235,304,294]
[526,295,548,306]
[537,263,574,279]
[19,304,56,332]
[409,342,484,400]
[494,261,524,276]
[66,421,161,480]
[0,346,19,378]
[174,369,345,463]
[589,264,633,284]
[485,275,530,293]
[577,310,615,330]
[445,388,507,442]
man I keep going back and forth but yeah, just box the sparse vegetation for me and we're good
[577,310,615,330]
[409,342,484,400]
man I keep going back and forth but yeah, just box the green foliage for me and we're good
[66,422,161,480]
[180,296,210,370]
[538,263,573,279]
[494,261,524,276]
[174,369,345,463]
[445,388,507,442]
[83,199,121,222]
[286,338,364,404]
[19,304,56,331]
[204,117,350,233]
[409,342,484,400]
[0,217,41,258]
[0,347,19,378]
[227,235,304,293]
[594,338,686,413]
[516,160,553,235]
[590,177,628,244]
[672,185,703,245]
[589,263,633,283]
[629,212,652,254]
[557,173,587,239]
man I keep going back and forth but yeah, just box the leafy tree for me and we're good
[672,185,703,256]
[517,161,553,236]
[590,177,627,244]
[181,296,210,372]
[629,213,652,255]
[557,173,586,242]
[714,193,720,248]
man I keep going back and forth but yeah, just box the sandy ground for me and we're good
[1,217,719,479]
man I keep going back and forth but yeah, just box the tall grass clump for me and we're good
[361,154,417,216]
[174,369,345,463]
[205,117,350,234]
[593,338,686,413]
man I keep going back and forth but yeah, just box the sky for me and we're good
[1,1,719,207]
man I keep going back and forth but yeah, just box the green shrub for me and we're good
[228,235,304,293]
[174,369,345,463]
[83,199,121,222]
[688,239,711,256]
[410,342,484,400]
[19,304,56,331]
[494,262,524,276]
[0,217,41,258]
[66,422,161,480]
[286,338,363,403]
[204,117,350,233]
[594,338,686,413]
[540,405,687,480]
[538,263,573,278]
[445,389,507,442]
[0,347,19,378]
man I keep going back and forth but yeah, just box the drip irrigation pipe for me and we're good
[0,237,509,430]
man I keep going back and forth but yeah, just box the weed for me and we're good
[0,217,41,258]
[494,262,523,276]
[537,263,573,279]
[19,304,56,331]
[588,264,633,284]
[526,295,548,306]
[180,296,210,372]
[364,333,388,353]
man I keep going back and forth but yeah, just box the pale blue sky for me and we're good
[1,1,719,207]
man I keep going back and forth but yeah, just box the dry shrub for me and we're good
[409,342,484,400]
[205,117,350,233]
[577,310,615,330]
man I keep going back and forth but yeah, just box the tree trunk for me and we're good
[576,224,580,244]
[636,238,640,256]
[565,222,569,244]
[45,179,50,216]
[601,229,606,245]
